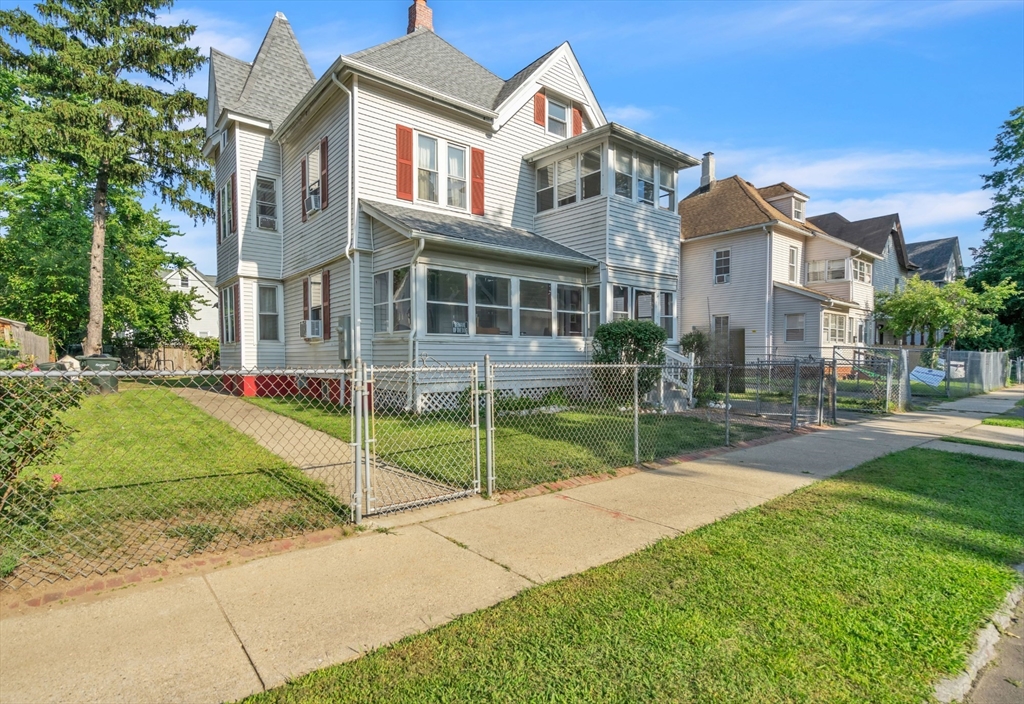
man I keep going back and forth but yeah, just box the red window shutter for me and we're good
[396,125,413,201]
[533,92,546,126]
[471,148,485,216]
[302,278,310,321]
[322,269,331,339]
[230,172,238,233]
[233,284,241,344]
[300,158,308,223]
[320,137,329,210]
[216,190,222,243]
[572,107,582,136]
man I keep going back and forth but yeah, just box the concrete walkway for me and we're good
[1,386,1021,704]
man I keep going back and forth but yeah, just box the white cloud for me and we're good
[810,190,990,229]
[157,7,255,59]
[604,105,655,124]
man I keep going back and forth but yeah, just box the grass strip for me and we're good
[939,436,1023,453]
[244,448,1024,704]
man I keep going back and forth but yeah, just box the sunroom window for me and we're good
[581,147,602,200]
[426,269,467,334]
[520,280,552,336]
[476,274,512,336]
[557,285,584,337]
[614,150,633,199]
[658,166,675,210]
[536,164,554,213]
[556,157,577,207]
[637,156,655,205]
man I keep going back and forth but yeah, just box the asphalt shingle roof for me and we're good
[807,212,917,270]
[210,49,250,111]
[678,176,825,240]
[362,200,595,264]
[492,46,559,108]
[757,182,808,199]
[906,237,961,282]
[349,29,505,110]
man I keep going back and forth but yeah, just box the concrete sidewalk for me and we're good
[1,386,1021,704]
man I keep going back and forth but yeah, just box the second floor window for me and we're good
[638,155,655,205]
[308,273,323,323]
[255,176,277,231]
[581,147,602,199]
[659,166,675,210]
[808,259,846,282]
[417,135,438,203]
[788,247,798,282]
[793,199,806,221]
[614,150,633,199]
[715,249,731,284]
[557,156,577,207]
[852,259,872,283]
[447,146,467,209]
[307,146,321,195]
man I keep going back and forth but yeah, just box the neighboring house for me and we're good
[204,1,697,376]
[905,237,962,286]
[160,266,220,339]
[808,211,919,345]
[678,154,879,363]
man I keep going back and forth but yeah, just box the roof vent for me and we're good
[408,0,433,33]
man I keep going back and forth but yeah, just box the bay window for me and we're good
[520,280,552,336]
[852,259,872,283]
[427,269,468,334]
[808,259,846,283]
[255,176,277,231]
[557,285,584,337]
[393,267,412,332]
[476,274,512,335]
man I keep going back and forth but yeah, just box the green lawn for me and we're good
[2,385,346,579]
[247,397,777,492]
[981,398,1024,429]
[244,449,1024,703]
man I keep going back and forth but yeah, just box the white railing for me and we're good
[663,349,695,408]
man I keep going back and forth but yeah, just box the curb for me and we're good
[934,564,1024,703]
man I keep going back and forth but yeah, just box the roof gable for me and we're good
[679,176,823,240]
[233,13,316,129]
[905,237,961,282]
[807,211,916,269]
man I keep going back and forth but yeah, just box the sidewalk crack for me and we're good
[203,574,266,692]
[420,524,539,586]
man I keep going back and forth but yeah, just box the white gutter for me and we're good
[763,225,772,358]
[407,238,425,367]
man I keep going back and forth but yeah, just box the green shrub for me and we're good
[592,320,668,400]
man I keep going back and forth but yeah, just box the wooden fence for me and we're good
[0,318,52,362]
[119,346,203,371]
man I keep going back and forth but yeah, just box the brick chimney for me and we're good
[700,152,715,188]
[408,0,433,33]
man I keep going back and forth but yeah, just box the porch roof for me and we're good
[773,282,861,309]
[361,200,597,267]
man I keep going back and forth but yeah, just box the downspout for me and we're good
[763,225,772,359]
[407,237,426,367]
[331,72,358,360]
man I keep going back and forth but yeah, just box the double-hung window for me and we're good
[793,199,806,221]
[658,166,675,210]
[219,181,234,236]
[808,259,846,282]
[637,155,655,205]
[373,273,389,333]
[557,285,584,337]
[417,135,438,203]
[221,287,236,343]
[788,247,798,282]
[547,98,568,137]
[588,285,601,334]
[612,285,629,321]
[306,147,321,196]
[308,273,323,324]
[824,313,846,343]
[536,163,555,213]
[520,281,552,336]
[426,269,467,334]
[180,273,189,288]
[715,249,731,284]
[713,315,729,337]
[556,156,577,207]
[476,275,512,335]
[392,267,411,331]
[447,145,467,209]
[659,293,674,337]
[852,259,872,283]
[580,147,602,200]
[258,285,280,341]
[255,176,277,231]
[614,150,633,199]
[828,259,846,281]
[634,290,654,322]
[785,313,805,342]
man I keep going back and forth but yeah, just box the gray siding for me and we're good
[606,197,680,280]
[772,289,822,358]
[533,195,607,260]
[215,125,239,285]
[282,257,351,367]
[872,235,904,294]
[237,126,283,279]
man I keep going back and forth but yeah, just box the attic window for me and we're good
[793,198,806,221]
[547,98,568,138]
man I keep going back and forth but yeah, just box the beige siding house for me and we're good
[678,155,879,362]
[204,1,698,380]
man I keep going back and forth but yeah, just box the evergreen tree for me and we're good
[0,0,212,355]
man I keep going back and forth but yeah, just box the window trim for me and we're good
[556,284,585,337]
[714,248,731,285]
[426,267,469,336]
[852,259,872,284]
[785,313,805,342]
[519,279,553,338]
[254,174,279,232]
[788,246,798,283]
[257,283,282,342]
[546,96,568,137]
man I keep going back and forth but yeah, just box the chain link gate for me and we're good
[351,363,481,519]
[831,347,895,414]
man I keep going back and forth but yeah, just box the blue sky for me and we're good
[146,0,1023,274]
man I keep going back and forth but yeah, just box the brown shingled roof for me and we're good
[678,176,823,240]
[757,182,808,199]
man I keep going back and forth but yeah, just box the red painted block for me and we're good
[241,375,257,397]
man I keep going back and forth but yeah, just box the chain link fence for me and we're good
[3,357,854,591]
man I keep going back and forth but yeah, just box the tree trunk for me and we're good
[84,162,109,356]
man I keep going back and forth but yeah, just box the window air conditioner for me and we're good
[258,215,277,230]
[300,319,323,339]
[304,194,321,214]
[715,274,729,284]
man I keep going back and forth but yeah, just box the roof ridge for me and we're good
[238,14,315,107]
[210,47,251,66]
[492,44,561,109]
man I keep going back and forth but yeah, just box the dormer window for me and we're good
[547,97,568,137]
[793,198,806,221]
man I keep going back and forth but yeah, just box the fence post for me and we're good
[831,358,838,423]
[755,360,762,416]
[791,358,800,431]
[944,349,951,398]
[351,360,363,524]
[633,364,640,466]
[686,355,695,409]
[471,363,481,495]
[816,358,825,425]
[484,354,495,496]
[725,364,731,446]
[885,358,894,413]
[362,362,373,514]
